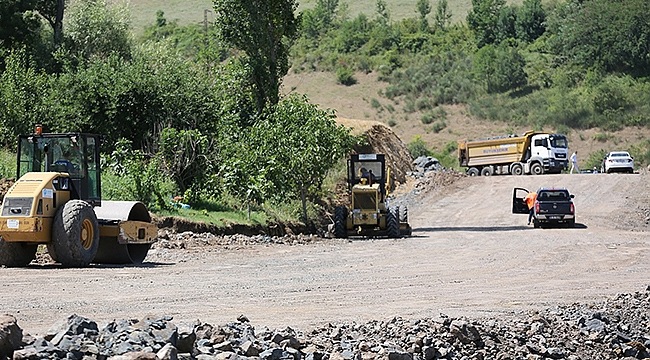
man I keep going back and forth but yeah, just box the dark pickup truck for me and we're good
[512,187,576,228]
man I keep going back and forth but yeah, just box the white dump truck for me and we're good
[458,130,569,176]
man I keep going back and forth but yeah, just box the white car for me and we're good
[602,151,634,173]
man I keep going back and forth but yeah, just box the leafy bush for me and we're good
[592,133,613,143]
[583,149,607,171]
[336,66,357,85]
[102,139,176,211]
[407,136,432,158]
[431,120,447,133]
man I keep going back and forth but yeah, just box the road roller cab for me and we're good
[0,125,158,267]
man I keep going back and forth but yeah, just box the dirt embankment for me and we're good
[337,117,414,185]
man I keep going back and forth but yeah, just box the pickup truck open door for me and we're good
[512,187,530,214]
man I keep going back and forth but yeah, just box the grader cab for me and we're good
[332,153,411,238]
[0,125,157,267]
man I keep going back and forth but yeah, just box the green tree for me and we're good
[157,128,214,193]
[301,0,340,39]
[61,0,132,65]
[213,0,299,114]
[433,0,452,31]
[547,0,650,76]
[473,43,527,93]
[416,0,431,30]
[34,0,65,46]
[516,0,545,43]
[467,0,506,47]
[0,0,43,68]
[376,0,390,26]
[247,95,355,222]
[0,50,49,147]
[495,5,517,43]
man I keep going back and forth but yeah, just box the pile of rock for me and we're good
[3,287,649,360]
[410,156,443,178]
[153,230,323,250]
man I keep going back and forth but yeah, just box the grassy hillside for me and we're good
[117,0,213,33]
[121,0,495,33]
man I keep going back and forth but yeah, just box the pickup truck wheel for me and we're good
[568,219,576,228]
[510,163,524,176]
[533,219,540,228]
[467,167,479,176]
[531,163,543,175]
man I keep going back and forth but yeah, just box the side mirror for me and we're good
[570,194,575,199]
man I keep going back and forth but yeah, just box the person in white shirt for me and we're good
[570,151,579,174]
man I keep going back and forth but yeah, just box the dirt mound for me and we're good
[337,117,413,185]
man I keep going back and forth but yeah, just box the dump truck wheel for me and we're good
[51,200,99,267]
[334,206,348,238]
[387,207,400,238]
[531,163,543,175]
[510,163,524,175]
[467,167,479,176]
[480,167,493,176]
[399,205,408,223]
[0,238,37,267]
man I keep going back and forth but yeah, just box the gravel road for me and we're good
[1,172,649,337]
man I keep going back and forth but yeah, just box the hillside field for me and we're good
[121,0,489,34]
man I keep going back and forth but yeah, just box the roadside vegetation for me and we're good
[1,0,649,225]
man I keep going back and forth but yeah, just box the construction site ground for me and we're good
[1,170,649,337]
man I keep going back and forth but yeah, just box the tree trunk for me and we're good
[54,0,65,47]
[300,184,308,224]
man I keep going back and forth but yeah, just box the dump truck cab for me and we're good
[0,125,157,267]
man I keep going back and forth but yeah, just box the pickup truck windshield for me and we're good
[538,190,570,201]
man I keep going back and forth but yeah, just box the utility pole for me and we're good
[203,9,212,72]
[204,9,211,45]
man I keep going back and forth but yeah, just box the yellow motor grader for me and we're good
[0,125,157,267]
[333,153,411,238]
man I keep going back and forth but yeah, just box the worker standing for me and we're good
[524,191,538,225]
[570,151,579,174]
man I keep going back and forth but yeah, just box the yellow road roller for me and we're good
[0,125,158,267]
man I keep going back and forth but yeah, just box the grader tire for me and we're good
[334,206,348,238]
[387,207,400,238]
[51,200,99,267]
[399,205,408,223]
[0,238,37,267]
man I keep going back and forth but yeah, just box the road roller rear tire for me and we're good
[51,200,99,267]
[0,238,37,267]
